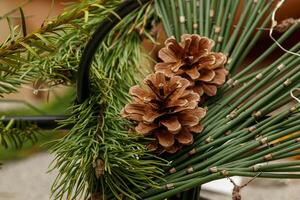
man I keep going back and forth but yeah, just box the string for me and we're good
[290,88,300,103]
[270,0,300,57]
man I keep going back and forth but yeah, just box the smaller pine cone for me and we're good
[155,34,228,97]
[121,72,206,153]
[274,18,298,33]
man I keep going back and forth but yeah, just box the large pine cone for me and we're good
[155,34,228,97]
[121,72,206,153]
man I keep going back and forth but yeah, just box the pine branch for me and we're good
[0,121,40,149]
[48,1,166,200]
[0,0,106,57]
[0,0,111,96]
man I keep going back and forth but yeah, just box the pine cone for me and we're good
[121,72,206,153]
[155,34,228,97]
[274,18,298,33]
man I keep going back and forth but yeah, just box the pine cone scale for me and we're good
[182,91,201,102]
[175,128,193,145]
[177,111,200,127]
[189,124,204,133]
[135,122,158,135]
[194,107,207,118]
[142,109,165,123]
[123,104,144,113]
[197,55,217,69]
[173,101,198,112]
[185,67,200,80]
[201,83,217,96]
[155,63,175,76]
[166,99,189,108]
[160,116,182,132]
[156,130,175,148]
[209,68,228,85]
[159,42,182,63]
[129,85,155,102]
[198,69,215,82]
[166,79,190,101]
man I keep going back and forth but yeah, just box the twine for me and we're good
[22,85,53,95]
[270,0,300,57]
[290,88,300,103]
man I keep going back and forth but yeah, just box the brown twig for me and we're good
[227,172,262,200]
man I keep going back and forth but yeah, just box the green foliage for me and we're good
[0,87,74,149]
[0,120,39,148]
[2,0,300,200]
[1,1,165,199]
[0,130,63,161]
[142,1,300,199]
[50,98,165,200]
[0,0,113,94]
[47,1,166,200]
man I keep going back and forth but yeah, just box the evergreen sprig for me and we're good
[0,0,109,149]
[48,1,166,200]
[0,120,39,148]
[0,0,113,96]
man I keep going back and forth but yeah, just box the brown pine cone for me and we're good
[155,34,228,97]
[274,18,299,33]
[121,72,206,153]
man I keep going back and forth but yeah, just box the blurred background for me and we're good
[0,1,73,199]
[0,0,300,200]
